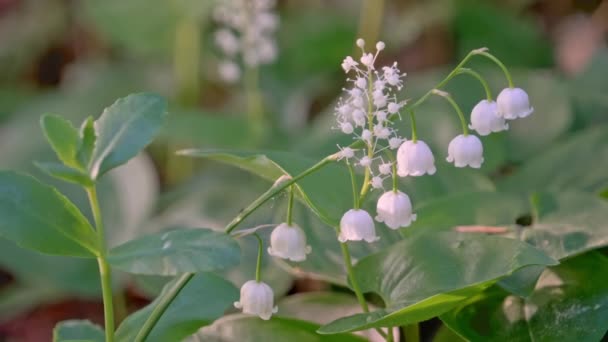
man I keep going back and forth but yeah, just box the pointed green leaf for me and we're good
[107,227,241,275]
[318,232,557,334]
[115,273,238,342]
[53,320,104,342]
[89,93,167,179]
[441,252,608,341]
[191,315,367,342]
[41,114,81,169]
[34,161,94,187]
[77,116,96,167]
[0,171,98,257]
[178,149,350,225]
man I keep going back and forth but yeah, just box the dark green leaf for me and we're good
[499,125,608,193]
[318,232,556,334]
[441,252,608,341]
[89,93,167,179]
[115,273,238,342]
[191,315,367,342]
[53,320,104,342]
[178,149,351,226]
[40,114,81,168]
[0,171,98,257]
[34,162,94,187]
[108,227,241,275]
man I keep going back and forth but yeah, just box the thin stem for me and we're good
[133,273,194,342]
[339,242,369,312]
[254,233,264,283]
[392,162,398,192]
[339,241,388,339]
[225,156,334,234]
[286,185,295,225]
[86,186,114,342]
[408,109,418,142]
[529,192,540,224]
[431,89,469,136]
[475,51,514,88]
[347,162,360,209]
[403,323,420,342]
[455,68,493,101]
[358,64,375,205]
[386,327,395,342]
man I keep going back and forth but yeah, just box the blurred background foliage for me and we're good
[0,0,607,340]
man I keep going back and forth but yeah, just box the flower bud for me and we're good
[267,223,311,262]
[234,280,278,320]
[496,87,534,120]
[469,100,508,136]
[338,209,379,243]
[446,134,484,168]
[396,140,436,177]
[375,190,417,229]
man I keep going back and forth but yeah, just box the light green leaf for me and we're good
[520,191,608,260]
[77,116,96,167]
[108,227,241,275]
[0,171,98,257]
[190,314,367,342]
[40,114,81,168]
[178,149,351,226]
[53,320,104,342]
[318,232,556,334]
[34,162,94,187]
[89,93,167,179]
[441,252,608,341]
[115,273,238,342]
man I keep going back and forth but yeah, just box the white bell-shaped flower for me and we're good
[234,280,278,320]
[338,209,379,243]
[375,190,417,229]
[396,140,436,177]
[446,134,484,168]
[267,223,311,262]
[496,87,534,120]
[469,100,508,136]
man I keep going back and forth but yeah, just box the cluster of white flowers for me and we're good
[335,39,407,192]
[335,39,534,244]
[213,0,279,82]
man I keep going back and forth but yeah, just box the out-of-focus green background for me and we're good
[0,0,606,340]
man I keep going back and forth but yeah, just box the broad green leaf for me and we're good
[190,314,367,342]
[499,125,608,193]
[520,191,608,260]
[40,114,81,168]
[0,171,98,257]
[53,320,104,342]
[318,232,556,334]
[34,162,94,187]
[279,292,395,341]
[406,191,527,236]
[178,149,351,226]
[115,273,238,342]
[77,116,96,167]
[441,252,608,341]
[89,93,167,179]
[108,227,241,275]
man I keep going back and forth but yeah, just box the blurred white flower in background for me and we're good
[213,0,279,83]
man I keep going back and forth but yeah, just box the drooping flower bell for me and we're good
[446,134,484,168]
[496,87,534,120]
[396,140,436,177]
[375,190,417,229]
[267,223,311,262]
[338,209,379,243]
[234,280,278,320]
[469,100,508,136]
